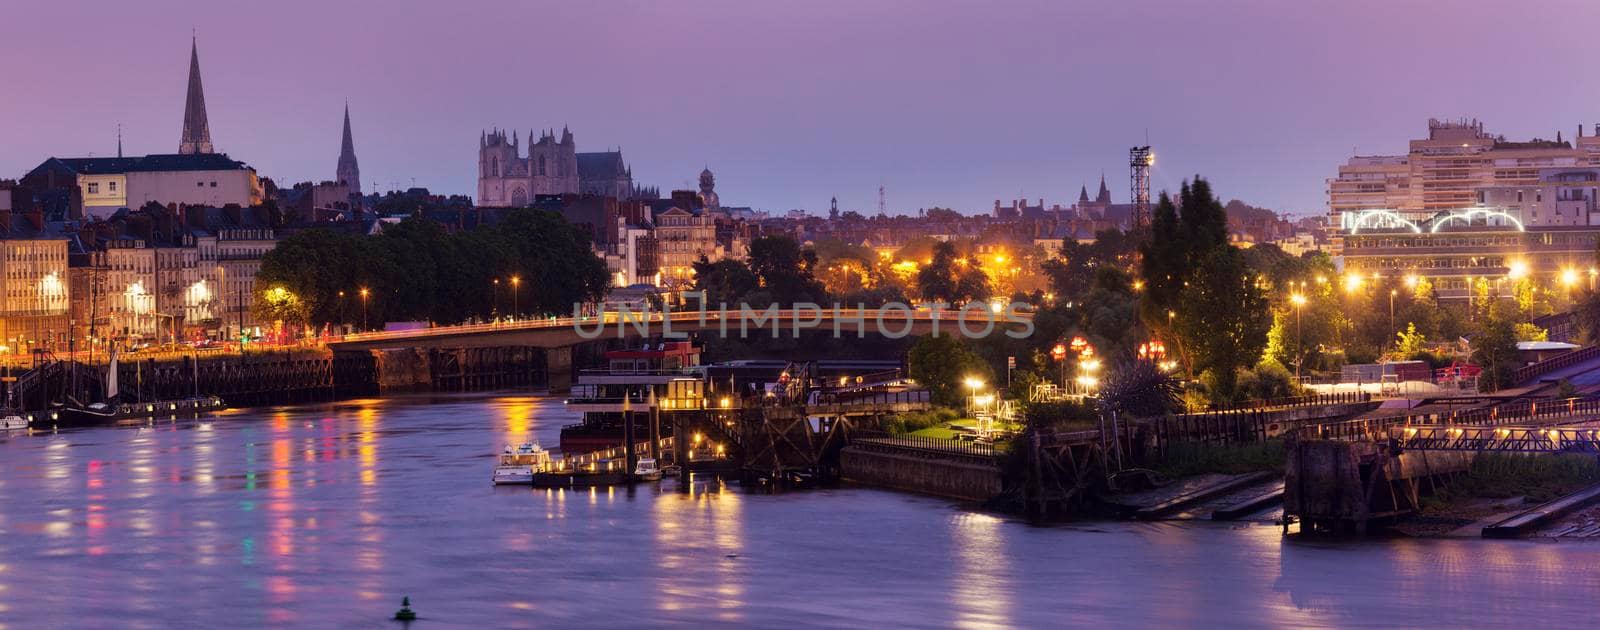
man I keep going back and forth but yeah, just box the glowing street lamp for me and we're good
[1507,260,1529,281]
[510,275,522,319]
[1561,268,1580,291]
[359,287,371,332]
[1343,272,1363,294]
[964,377,986,414]
[1290,292,1307,379]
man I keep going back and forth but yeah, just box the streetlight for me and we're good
[1290,293,1307,379]
[1388,289,1397,353]
[1050,343,1068,391]
[510,275,521,320]
[359,287,370,332]
[963,377,985,415]
[1343,272,1363,295]
[492,278,501,317]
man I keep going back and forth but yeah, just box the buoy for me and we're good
[394,596,417,621]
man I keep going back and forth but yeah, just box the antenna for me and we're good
[878,184,886,215]
[117,124,123,158]
[1129,145,1153,230]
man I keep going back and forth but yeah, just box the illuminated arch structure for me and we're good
[1343,207,1525,233]
[1427,208,1525,232]
[1344,209,1422,233]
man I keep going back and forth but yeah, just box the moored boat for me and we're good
[492,442,551,485]
[633,457,663,482]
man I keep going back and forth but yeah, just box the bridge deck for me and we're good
[1390,425,1600,453]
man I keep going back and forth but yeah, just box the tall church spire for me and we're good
[179,37,213,155]
[337,103,362,206]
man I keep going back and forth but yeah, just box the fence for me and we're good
[1511,344,1600,385]
[1153,393,1375,447]
[851,430,998,461]
[1302,395,1600,442]
[1203,391,1370,412]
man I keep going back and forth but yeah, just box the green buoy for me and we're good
[394,596,417,621]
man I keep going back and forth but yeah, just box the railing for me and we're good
[1512,344,1600,385]
[852,430,998,461]
[1390,425,1600,453]
[1204,391,1371,412]
[335,308,1016,344]
[1303,395,1600,442]
[556,436,677,469]
[810,389,931,409]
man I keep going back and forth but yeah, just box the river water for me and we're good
[1,394,1597,628]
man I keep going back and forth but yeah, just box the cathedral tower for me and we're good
[179,38,214,155]
[337,104,362,204]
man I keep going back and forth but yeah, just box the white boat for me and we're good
[633,457,663,482]
[493,442,551,485]
[0,415,27,430]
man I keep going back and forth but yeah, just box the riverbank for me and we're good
[7,394,1600,626]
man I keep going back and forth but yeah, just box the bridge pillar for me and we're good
[542,346,572,393]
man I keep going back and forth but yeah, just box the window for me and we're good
[109,182,117,192]
[197,182,204,187]
[209,181,217,188]
[87,183,99,194]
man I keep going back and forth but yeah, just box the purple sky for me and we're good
[5,1,1600,216]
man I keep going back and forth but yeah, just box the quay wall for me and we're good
[840,446,1002,502]
[14,344,572,412]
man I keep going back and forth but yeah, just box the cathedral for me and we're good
[476,126,641,206]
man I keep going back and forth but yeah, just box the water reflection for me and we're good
[653,476,743,621]
[950,511,1009,628]
[0,395,1596,626]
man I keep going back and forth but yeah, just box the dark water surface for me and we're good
[1,395,1597,628]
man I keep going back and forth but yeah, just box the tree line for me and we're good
[255,209,609,328]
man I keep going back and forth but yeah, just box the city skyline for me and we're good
[7,1,1600,215]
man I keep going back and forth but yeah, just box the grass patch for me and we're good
[884,407,960,435]
[1427,453,1600,508]
[907,425,964,439]
[1153,440,1285,479]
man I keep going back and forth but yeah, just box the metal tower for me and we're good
[1129,146,1153,229]
[878,184,886,216]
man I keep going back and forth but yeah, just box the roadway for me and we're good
[329,308,1035,351]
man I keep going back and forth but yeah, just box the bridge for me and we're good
[1389,425,1600,453]
[329,308,1034,351]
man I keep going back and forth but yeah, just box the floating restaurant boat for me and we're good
[561,341,705,453]
[1,415,28,430]
[531,459,630,488]
[492,442,552,485]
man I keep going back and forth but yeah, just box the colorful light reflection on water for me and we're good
[0,394,1596,627]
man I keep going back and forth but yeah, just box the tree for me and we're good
[1573,290,1600,344]
[1471,316,1520,392]
[1139,177,1231,341]
[954,256,991,303]
[746,235,824,305]
[1514,322,1548,342]
[252,285,310,330]
[1395,323,1427,359]
[256,209,608,326]
[1175,247,1270,399]
[692,256,760,305]
[907,335,992,408]
[918,241,961,303]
